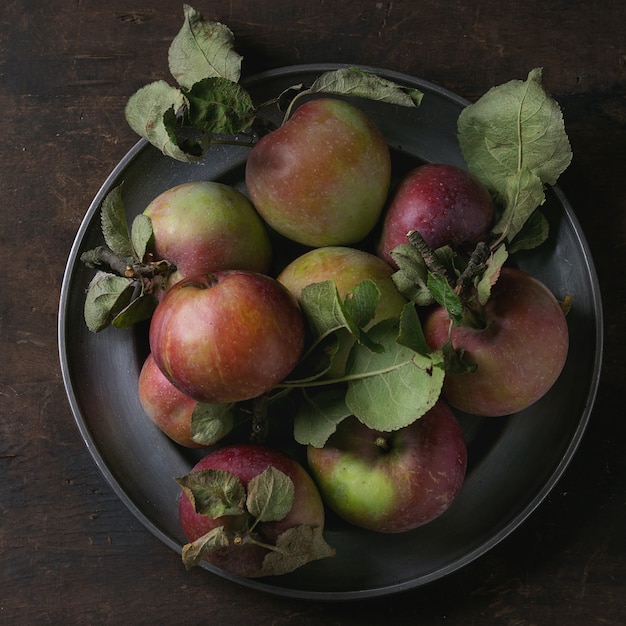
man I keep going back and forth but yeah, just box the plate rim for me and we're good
[57,63,604,601]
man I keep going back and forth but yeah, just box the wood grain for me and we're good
[1,1,624,624]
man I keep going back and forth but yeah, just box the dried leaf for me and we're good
[246,466,294,523]
[168,5,242,89]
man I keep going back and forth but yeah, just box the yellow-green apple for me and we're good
[277,246,406,326]
[143,181,272,290]
[277,246,407,377]
[378,163,494,266]
[149,270,305,403]
[306,401,467,533]
[245,98,391,247]
[423,267,569,416]
[177,444,334,577]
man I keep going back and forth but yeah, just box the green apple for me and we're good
[307,401,467,533]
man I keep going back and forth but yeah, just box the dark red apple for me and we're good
[143,181,272,290]
[138,352,204,448]
[423,266,569,416]
[149,270,305,403]
[378,163,494,266]
[245,98,391,247]
[306,401,467,533]
[178,444,333,578]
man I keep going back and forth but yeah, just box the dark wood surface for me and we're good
[2,1,624,623]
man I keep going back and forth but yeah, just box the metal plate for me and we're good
[58,64,603,600]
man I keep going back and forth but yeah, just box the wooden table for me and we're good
[2,1,624,623]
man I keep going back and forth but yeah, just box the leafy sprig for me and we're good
[391,68,572,332]
[124,5,423,162]
[176,465,335,576]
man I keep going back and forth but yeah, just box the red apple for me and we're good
[178,444,333,578]
[149,270,305,403]
[143,181,272,290]
[138,353,204,448]
[306,401,467,533]
[423,267,569,416]
[245,98,391,247]
[378,163,494,266]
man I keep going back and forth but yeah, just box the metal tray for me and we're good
[58,64,603,600]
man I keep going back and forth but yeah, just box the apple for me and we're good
[245,98,391,247]
[138,352,205,448]
[149,270,305,404]
[178,444,333,578]
[306,401,467,533]
[277,246,407,326]
[423,266,569,416]
[277,246,408,378]
[143,181,272,290]
[377,163,494,266]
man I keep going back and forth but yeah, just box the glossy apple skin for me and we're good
[143,181,272,289]
[138,353,205,448]
[178,445,327,578]
[378,163,494,266]
[149,270,305,404]
[245,98,391,247]
[277,246,407,326]
[423,267,569,416]
[307,401,467,533]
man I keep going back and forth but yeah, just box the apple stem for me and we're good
[81,245,177,282]
[250,395,270,443]
[374,436,390,451]
[406,230,452,285]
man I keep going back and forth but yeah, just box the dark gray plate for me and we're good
[58,64,603,600]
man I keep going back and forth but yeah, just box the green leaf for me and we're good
[458,67,572,242]
[390,243,434,306]
[293,388,352,448]
[100,186,133,259]
[475,243,509,306]
[308,67,423,107]
[396,302,430,356]
[83,271,134,332]
[493,167,548,242]
[507,209,549,254]
[124,80,193,161]
[246,466,294,523]
[184,76,255,134]
[427,274,464,325]
[190,402,235,446]
[342,279,380,329]
[345,319,445,431]
[176,468,246,519]
[299,280,383,354]
[168,5,243,89]
[130,213,153,262]
[181,526,230,570]
[111,292,159,329]
[261,525,336,577]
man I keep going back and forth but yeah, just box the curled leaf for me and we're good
[83,272,134,333]
[168,5,243,88]
[261,525,335,577]
[309,67,423,107]
[176,469,246,519]
[191,402,235,446]
[458,67,572,243]
[124,81,192,161]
